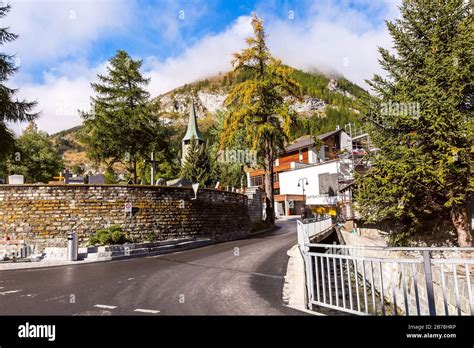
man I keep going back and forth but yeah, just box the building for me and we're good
[246,128,353,217]
[181,101,204,164]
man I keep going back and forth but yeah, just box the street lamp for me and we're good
[297,177,309,196]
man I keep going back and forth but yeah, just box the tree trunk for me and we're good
[132,159,137,184]
[450,205,472,247]
[264,138,275,226]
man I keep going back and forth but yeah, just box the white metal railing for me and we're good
[297,216,333,251]
[302,243,474,316]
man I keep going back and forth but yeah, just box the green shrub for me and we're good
[88,236,100,246]
[111,230,126,244]
[87,226,129,246]
[99,232,112,245]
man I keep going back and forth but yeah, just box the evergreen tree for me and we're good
[208,110,247,188]
[356,0,473,246]
[220,14,300,225]
[6,123,64,183]
[0,4,37,157]
[81,50,164,183]
[180,137,216,187]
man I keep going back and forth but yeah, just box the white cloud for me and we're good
[4,0,132,67]
[7,1,402,134]
[145,15,253,95]
[10,61,106,135]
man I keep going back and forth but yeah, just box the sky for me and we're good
[4,0,401,134]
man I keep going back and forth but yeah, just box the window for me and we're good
[324,145,330,161]
[250,175,263,187]
[273,173,279,183]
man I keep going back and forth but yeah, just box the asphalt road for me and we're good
[0,219,304,315]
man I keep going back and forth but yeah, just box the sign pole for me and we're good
[150,152,155,186]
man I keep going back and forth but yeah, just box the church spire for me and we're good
[182,100,204,164]
[182,100,204,142]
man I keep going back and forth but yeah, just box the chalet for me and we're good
[246,128,352,217]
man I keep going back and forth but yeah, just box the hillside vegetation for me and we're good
[47,67,368,177]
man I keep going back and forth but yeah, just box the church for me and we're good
[181,101,204,164]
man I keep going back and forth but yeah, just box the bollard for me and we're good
[67,232,78,261]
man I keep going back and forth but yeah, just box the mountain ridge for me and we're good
[49,66,368,175]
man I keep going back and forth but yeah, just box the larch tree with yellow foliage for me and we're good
[220,14,300,225]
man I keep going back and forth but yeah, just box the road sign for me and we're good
[124,202,132,214]
[288,200,294,208]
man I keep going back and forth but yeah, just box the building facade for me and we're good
[246,128,353,217]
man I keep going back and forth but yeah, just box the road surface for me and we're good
[0,220,304,315]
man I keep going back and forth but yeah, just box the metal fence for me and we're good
[301,243,474,316]
[296,216,332,248]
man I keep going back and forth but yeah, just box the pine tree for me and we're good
[0,4,37,157]
[356,0,473,246]
[180,136,216,187]
[81,50,163,183]
[220,14,300,225]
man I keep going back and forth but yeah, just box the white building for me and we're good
[247,128,354,217]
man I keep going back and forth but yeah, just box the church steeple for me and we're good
[183,100,204,142]
[182,100,204,163]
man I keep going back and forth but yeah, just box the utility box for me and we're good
[67,232,78,261]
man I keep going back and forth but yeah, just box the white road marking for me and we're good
[93,304,117,309]
[127,277,135,281]
[134,308,160,314]
[0,290,22,295]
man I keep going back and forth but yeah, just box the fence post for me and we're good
[423,250,436,316]
[305,252,313,310]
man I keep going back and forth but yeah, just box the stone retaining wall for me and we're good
[245,187,264,223]
[0,185,251,251]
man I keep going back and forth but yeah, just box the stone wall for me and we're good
[245,187,264,223]
[0,185,251,251]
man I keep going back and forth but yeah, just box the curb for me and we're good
[249,225,280,236]
[0,239,214,271]
[282,244,325,316]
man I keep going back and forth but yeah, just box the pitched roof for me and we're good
[183,101,204,142]
[284,129,343,152]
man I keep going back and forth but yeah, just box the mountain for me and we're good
[156,67,368,124]
[50,67,369,173]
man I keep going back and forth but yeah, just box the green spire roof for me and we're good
[183,100,204,142]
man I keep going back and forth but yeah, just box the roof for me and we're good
[284,129,343,152]
[182,101,204,142]
[166,178,192,187]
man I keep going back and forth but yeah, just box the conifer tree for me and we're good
[81,50,163,183]
[0,4,37,157]
[180,136,216,187]
[356,0,473,246]
[220,14,300,225]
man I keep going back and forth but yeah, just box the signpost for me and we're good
[124,202,133,217]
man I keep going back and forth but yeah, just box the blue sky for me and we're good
[5,0,400,133]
